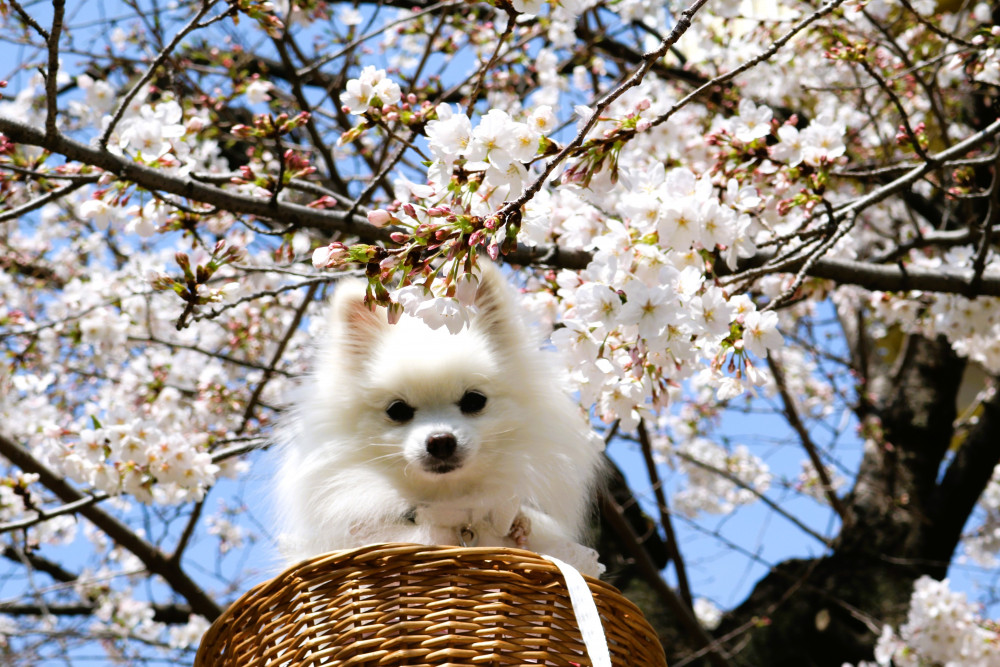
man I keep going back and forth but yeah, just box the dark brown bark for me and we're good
[688,335,999,667]
[592,331,999,667]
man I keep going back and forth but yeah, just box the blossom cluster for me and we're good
[5,0,1000,662]
[331,66,791,422]
[341,65,402,115]
[0,60,310,656]
[92,592,209,649]
[49,405,221,505]
[847,576,1000,667]
[670,438,773,518]
[867,248,1000,373]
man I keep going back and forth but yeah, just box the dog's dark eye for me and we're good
[458,391,487,415]
[386,400,415,423]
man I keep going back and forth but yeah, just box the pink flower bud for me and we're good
[311,246,332,268]
[367,209,393,227]
[386,301,404,325]
[307,195,337,209]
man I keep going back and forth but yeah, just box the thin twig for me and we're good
[648,0,850,133]
[297,0,464,79]
[897,0,978,49]
[465,9,516,117]
[237,282,318,432]
[765,211,858,310]
[44,0,66,139]
[6,0,50,40]
[671,449,833,547]
[601,491,732,667]
[969,150,1000,296]
[169,499,205,564]
[495,0,712,222]
[857,58,930,162]
[636,419,694,609]
[766,353,848,520]
[0,179,96,223]
[98,0,222,148]
[270,28,347,193]
[191,275,330,324]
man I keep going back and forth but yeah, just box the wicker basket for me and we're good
[195,543,667,666]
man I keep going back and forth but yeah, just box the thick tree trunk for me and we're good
[705,335,1000,666]
[603,333,1000,666]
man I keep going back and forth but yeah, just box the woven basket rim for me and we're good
[229,543,621,607]
[196,543,668,667]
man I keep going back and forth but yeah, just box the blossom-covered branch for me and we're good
[0,433,222,620]
[3,0,1000,663]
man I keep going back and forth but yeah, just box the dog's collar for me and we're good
[401,506,483,546]
[402,496,521,547]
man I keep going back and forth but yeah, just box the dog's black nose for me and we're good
[426,432,457,460]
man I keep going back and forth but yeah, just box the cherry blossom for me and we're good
[2,1,1000,663]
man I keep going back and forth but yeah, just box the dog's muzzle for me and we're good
[422,432,463,473]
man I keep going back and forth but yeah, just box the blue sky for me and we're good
[1,2,997,656]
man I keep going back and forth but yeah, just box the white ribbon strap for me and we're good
[542,554,612,667]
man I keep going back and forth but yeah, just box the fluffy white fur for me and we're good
[274,264,605,575]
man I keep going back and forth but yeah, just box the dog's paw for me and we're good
[508,513,532,547]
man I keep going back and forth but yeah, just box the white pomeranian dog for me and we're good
[275,263,605,576]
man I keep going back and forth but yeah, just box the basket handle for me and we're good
[542,555,612,667]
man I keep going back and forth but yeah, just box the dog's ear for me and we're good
[472,262,525,350]
[327,279,387,358]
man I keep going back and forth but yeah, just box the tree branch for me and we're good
[0,432,222,620]
[4,117,1000,300]
[601,491,732,667]
[727,250,1000,298]
[43,0,65,139]
[1,546,78,584]
[636,420,693,610]
[0,602,195,624]
[0,116,390,244]
[767,353,848,520]
[929,382,1000,565]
